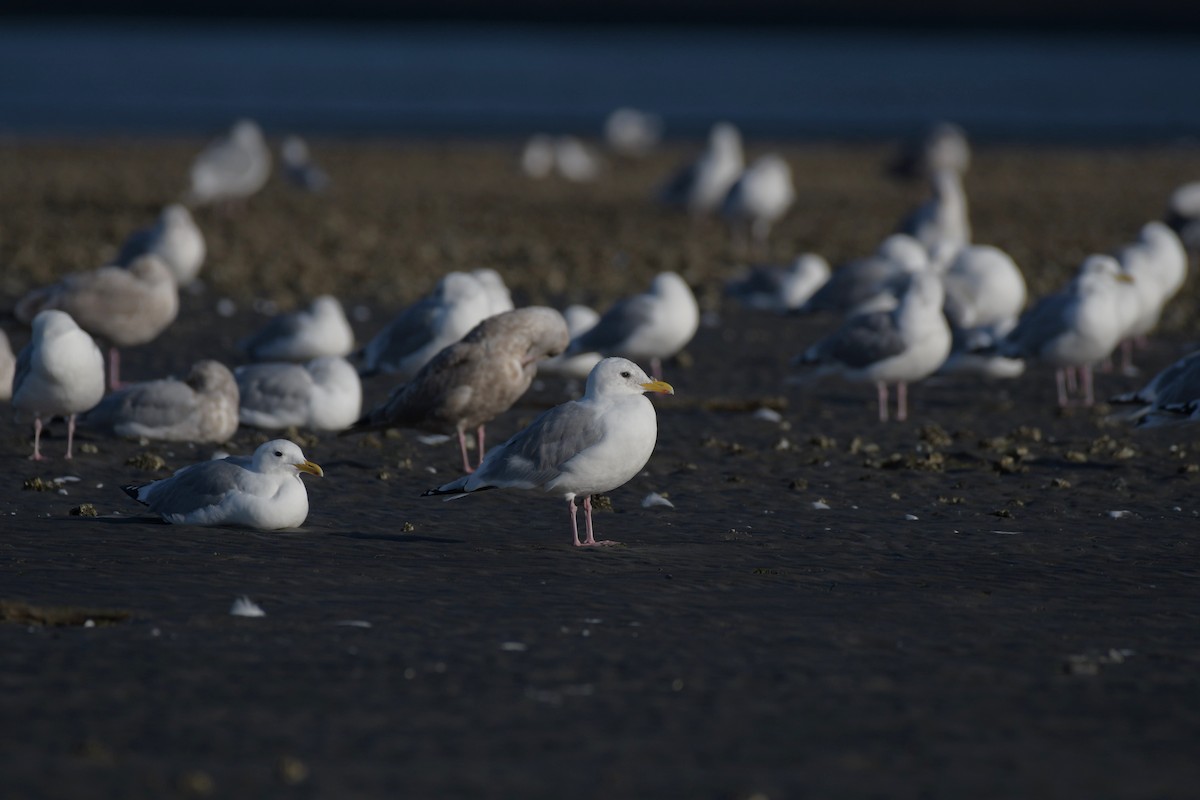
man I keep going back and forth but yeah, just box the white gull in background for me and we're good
[82,360,239,444]
[554,137,603,182]
[721,153,796,249]
[123,439,323,530]
[793,270,951,422]
[890,121,971,180]
[1166,182,1200,250]
[725,253,830,313]
[15,255,178,389]
[539,305,604,380]
[563,271,699,378]
[471,268,515,315]
[280,135,329,191]
[0,329,15,401]
[998,254,1132,406]
[1113,221,1189,371]
[347,308,568,472]
[237,356,362,432]
[658,122,744,216]
[934,243,1028,378]
[187,118,271,206]
[520,134,556,179]
[797,234,928,316]
[11,310,105,460]
[424,357,674,548]
[359,271,492,378]
[897,167,971,253]
[1111,349,1200,427]
[240,295,355,362]
[113,204,206,287]
[604,107,663,157]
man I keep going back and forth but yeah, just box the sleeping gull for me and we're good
[554,136,603,182]
[0,329,15,401]
[563,271,699,378]
[538,304,604,380]
[998,254,1132,406]
[359,271,492,378]
[658,121,744,216]
[604,107,663,157]
[236,356,362,432]
[11,310,106,460]
[83,360,239,443]
[793,270,951,422]
[423,357,674,547]
[113,204,206,287]
[797,234,928,316]
[280,135,329,191]
[725,253,831,313]
[1111,348,1200,426]
[187,118,271,206]
[934,243,1028,378]
[15,255,179,389]
[240,295,355,362]
[122,439,323,530]
[346,307,569,472]
[720,153,796,249]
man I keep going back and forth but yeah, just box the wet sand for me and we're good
[2,139,1200,798]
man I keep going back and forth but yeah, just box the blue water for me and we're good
[3,21,1199,142]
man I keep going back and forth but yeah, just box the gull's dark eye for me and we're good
[274,450,283,457]
[620,371,631,378]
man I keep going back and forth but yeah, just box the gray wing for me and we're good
[114,224,156,266]
[236,364,312,417]
[571,294,656,353]
[1144,350,1200,406]
[1001,293,1072,357]
[727,264,786,298]
[85,379,198,432]
[240,312,306,358]
[809,311,907,369]
[366,297,440,366]
[801,256,895,314]
[473,401,607,489]
[12,343,34,395]
[138,457,255,516]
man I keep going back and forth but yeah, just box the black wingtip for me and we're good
[121,484,146,504]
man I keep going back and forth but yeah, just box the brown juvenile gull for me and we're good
[16,255,179,389]
[11,310,106,460]
[424,357,674,548]
[81,360,239,444]
[346,307,569,473]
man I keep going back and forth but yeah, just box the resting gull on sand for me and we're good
[123,439,322,530]
[113,204,206,287]
[237,356,362,432]
[725,253,831,313]
[187,118,271,206]
[347,307,569,472]
[11,310,106,460]
[15,255,179,389]
[720,153,796,249]
[82,359,239,444]
[424,357,674,547]
[240,295,355,362]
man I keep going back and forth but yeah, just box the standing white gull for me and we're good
[113,204,206,287]
[725,253,831,313]
[721,153,796,250]
[11,310,106,460]
[793,270,951,422]
[187,118,271,206]
[122,439,323,530]
[82,359,239,444]
[897,167,971,254]
[935,243,1028,378]
[359,271,492,378]
[236,356,363,432]
[240,294,355,362]
[658,122,744,216]
[424,357,674,548]
[563,271,699,378]
[1113,222,1189,371]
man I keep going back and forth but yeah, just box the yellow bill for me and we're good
[640,380,675,395]
[295,460,324,477]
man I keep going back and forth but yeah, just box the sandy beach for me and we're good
[2,138,1200,798]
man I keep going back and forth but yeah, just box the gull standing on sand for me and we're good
[15,255,179,389]
[563,271,699,379]
[721,153,796,250]
[113,204,206,287]
[11,310,105,460]
[1111,349,1200,426]
[187,119,271,206]
[236,356,362,432]
[0,329,15,401]
[725,253,831,313]
[122,439,323,529]
[538,304,604,380]
[897,167,971,253]
[1112,222,1189,371]
[934,243,1028,378]
[359,271,493,378]
[240,295,355,362]
[280,135,329,192]
[999,254,1132,407]
[658,122,744,216]
[424,357,674,548]
[82,360,239,444]
[347,308,569,472]
[793,270,951,422]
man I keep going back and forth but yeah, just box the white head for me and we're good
[310,295,345,318]
[251,439,324,478]
[651,271,693,298]
[281,135,310,165]
[32,309,83,341]
[306,356,360,389]
[232,119,264,147]
[584,357,674,400]
[878,234,929,273]
[710,122,743,156]
[437,271,488,303]
[161,204,193,227]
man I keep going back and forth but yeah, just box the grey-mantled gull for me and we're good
[187,118,271,206]
[11,310,106,460]
[471,268,515,315]
[122,439,322,530]
[237,356,362,432]
[721,153,796,249]
[113,204,206,287]
[563,271,699,379]
[726,253,831,313]
[82,360,239,443]
[0,329,14,401]
[240,295,356,362]
[347,307,568,472]
[897,167,971,254]
[280,135,329,192]
[1112,222,1189,371]
[1111,349,1200,426]
[797,234,928,316]
[933,243,1028,378]
[16,255,179,389]
[794,270,951,422]
[423,357,674,548]
[999,254,1133,406]
[359,271,492,378]
[658,122,744,216]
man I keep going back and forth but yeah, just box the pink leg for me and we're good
[568,496,582,547]
[876,381,889,422]
[30,416,45,461]
[1120,339,1136,375]
[457,429,474,474]
[1081,364,1095,407]
[578,495,618,547]
[896,382,908,422]
[108,347,122,390]
[1055,368,1069,407]
[1065,366,1077,393]
[475,425,486,469]
[66,414,77,459]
